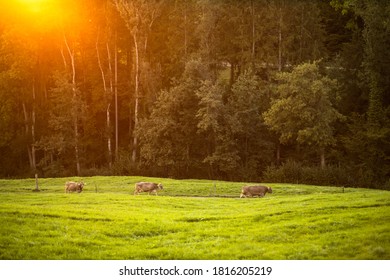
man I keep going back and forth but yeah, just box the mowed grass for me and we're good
[0,176,389,260]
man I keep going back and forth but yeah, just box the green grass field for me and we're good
[0,176,389,260]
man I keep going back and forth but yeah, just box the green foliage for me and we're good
[0,85,14,147]
[342,114,390,188]
[263,159,389,190]
[137,59,207,177]
[196,80,240,176]
[264,61,342,147]
[263,61,344,168]
[0,176,389,259]
[0,1,389,188]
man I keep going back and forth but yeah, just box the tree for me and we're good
[331,0,390,124]
[331,0,390,187]
[115,0,164,163]
[95,0,118,168]
[263,61,343,168]
[196,80,240,178]
[38,71,87,175]
[138,59,207,177]
[196,71,273,180]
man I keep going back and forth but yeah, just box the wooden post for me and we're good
[210,182,216,197]
[33,173,40,192]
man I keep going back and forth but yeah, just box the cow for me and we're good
[65,181,84,193]
[134,182,163,195]
[240,185,272,198]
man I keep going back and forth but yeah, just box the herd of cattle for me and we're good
[64,181,273,198]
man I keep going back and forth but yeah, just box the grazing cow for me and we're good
[134,182,163,195]
[65,181,84,193]
[240,185,272,198]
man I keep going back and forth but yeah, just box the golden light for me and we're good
[17,0,50,13]
[8,0,75,31]
[4,0,90,45]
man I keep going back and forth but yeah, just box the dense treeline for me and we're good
[0,0,389,189]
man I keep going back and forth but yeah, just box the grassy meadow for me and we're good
[0,176,389,260]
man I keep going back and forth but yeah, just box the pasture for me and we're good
[0,176,389,259]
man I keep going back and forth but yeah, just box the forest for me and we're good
[0,0,389,189]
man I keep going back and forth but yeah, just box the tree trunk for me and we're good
[106,42,114,168]
[107,104,112,168]
[22,102,32,169]
[132,32,140,163]
[114,0,161,164]
[299,4,304,62]
[64,34,81,175]
[320,147,326,169]
[184,0,188,60]
[31,79,36,171]
[276,141,281,166]
[96,32,113,168]
[114,31,119,160]
[22,90,36,172]
[251,0,256,68]
[278,6,282,72]
[276,5,283,165]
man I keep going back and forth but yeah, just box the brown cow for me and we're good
[65,181,84,193]
[134,182,163,195]
[240,185,272,198]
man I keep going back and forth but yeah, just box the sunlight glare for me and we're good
[13,0,67,30]
[18,0,49,12]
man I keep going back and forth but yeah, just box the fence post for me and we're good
[33,173,40,192]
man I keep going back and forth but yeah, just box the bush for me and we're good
[111,149,139,176]
[262,160,388,189]
[79,167,112,177]
[263,160,304,184]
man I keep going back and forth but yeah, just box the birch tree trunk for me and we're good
[96,32,113,168]
[64,34,81,175]
[132,32,140,163]
[115,0,162,163]
[22,80,37,171]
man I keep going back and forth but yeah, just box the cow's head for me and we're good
[77,182,84,192]
[158,183,163,190]
[268,187,273,194]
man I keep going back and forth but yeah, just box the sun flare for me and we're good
[9,0,69,29]
[17,0,50,13]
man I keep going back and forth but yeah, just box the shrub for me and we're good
[263,160,304,184]
[262,160,388,189]
[111,149,139,176]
